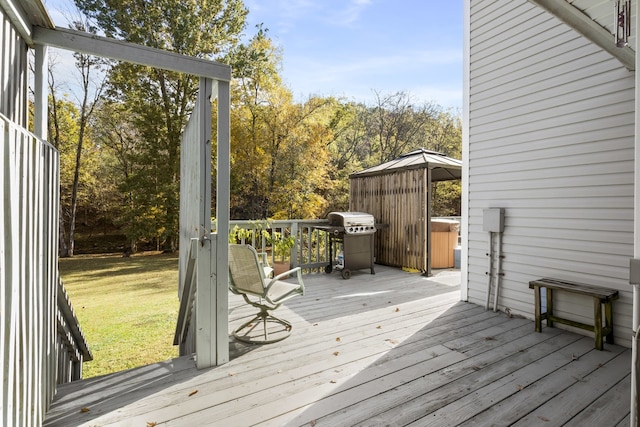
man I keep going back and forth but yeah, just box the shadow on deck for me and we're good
[44,266,631,426]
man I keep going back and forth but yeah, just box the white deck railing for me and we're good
[224,219,331,271]
[56,279,92,383]
[1,113,90,426]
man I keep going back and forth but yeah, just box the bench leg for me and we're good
[533,286,542,332]
[546,287,554,328]
[605,301,614,345]
[593,298,603,351]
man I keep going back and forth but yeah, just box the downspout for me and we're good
[632,6,640,426]
[461,0,471,302]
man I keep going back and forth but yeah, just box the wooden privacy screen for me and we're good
[350,169,429,272]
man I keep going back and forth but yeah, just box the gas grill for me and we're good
[316,212,377,279]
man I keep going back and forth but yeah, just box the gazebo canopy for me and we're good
[350,148,462,182]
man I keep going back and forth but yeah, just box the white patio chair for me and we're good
[228,244,305,344]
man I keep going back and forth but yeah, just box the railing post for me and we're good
[195,235,216,368]
[291,222,299,269]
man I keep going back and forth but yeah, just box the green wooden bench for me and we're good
[528,278,618,350]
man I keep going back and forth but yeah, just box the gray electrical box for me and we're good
[483,208,505,232]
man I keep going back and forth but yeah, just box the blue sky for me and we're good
[43,0,463,110]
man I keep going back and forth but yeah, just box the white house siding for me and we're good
[0,7,29,127]
[466,0,635,347]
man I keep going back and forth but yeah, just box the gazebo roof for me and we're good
[350,148,462,182]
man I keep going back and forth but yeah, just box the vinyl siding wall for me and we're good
[466,0,635,346]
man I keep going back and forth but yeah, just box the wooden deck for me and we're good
[44,266,631,426]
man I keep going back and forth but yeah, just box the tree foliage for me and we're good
[51,1,462,253]
[74,0,249,251]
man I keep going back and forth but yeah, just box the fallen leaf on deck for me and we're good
[80,407,90,413]
[537,415,550,422]
[516,384,524,391]
[395,307,400,312]
[147,423,158,427]
[189,390,198,396]
[333,351,339,356]
[335,337,341,342]
[376,325,382,329]
[330,380,337,383]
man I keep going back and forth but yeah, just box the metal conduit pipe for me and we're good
[485,232,494,310]
[493,231,503,312]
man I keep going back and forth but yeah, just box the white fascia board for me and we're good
[32,26,231,82]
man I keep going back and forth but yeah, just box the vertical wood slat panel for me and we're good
[1,113,60,426]
[351,169,428,272]
[177,88,200,354]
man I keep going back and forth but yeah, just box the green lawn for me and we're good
[59,252,180,378]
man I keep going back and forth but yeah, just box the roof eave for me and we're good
[529,0,635,71]
[350,163,462,180]
[1,0,54,45]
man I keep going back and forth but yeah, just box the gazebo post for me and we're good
[426,167,433,277]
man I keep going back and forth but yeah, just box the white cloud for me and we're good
[286,48,461,83]
[280,46,462,109]
[328,0,373,27]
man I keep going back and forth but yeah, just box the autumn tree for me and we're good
[61,20,110,257]
[230,29,334,219]
[89,101,144,251]
[368,91,439,164]
[429,110,462,216]
[75,0,249,251]
[46,39,107,256]
[323,100,371,212]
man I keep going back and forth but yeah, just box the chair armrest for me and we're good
[272,266,301,281]
[257,252,273,278]
[266,267,305,296]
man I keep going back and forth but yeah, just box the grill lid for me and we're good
[327,212,376,234]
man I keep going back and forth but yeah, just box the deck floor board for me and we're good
[44,266,631,427]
